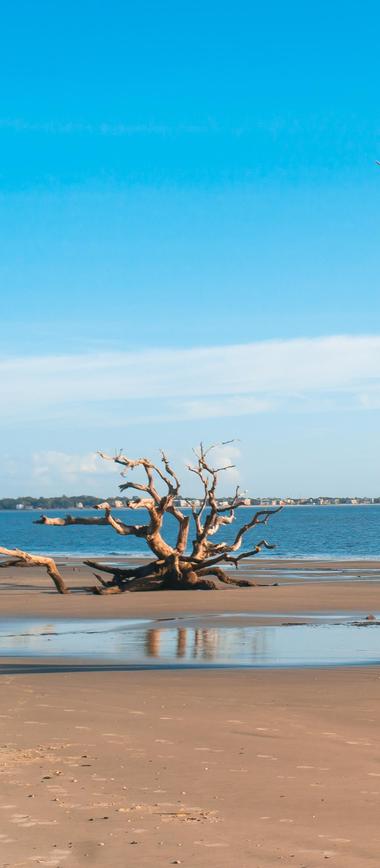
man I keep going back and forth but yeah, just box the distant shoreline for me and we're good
[1,502,380,512]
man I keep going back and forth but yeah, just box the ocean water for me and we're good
[0,504,380,560]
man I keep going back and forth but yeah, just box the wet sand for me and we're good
[1,560,380,866]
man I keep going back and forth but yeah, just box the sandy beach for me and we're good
[1,560,380,867]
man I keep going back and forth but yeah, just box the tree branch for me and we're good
[35,510,148,537]
[197,540,276,570]
[228,508,283,552]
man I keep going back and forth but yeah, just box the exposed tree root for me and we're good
[196,566,255,587]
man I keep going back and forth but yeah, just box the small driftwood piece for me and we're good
[0,546,68,594]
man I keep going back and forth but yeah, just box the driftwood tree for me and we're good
[30,443,281,594]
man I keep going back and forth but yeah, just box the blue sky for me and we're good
[1,1,380,497]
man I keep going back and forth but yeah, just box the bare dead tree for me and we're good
[29,442,281,594]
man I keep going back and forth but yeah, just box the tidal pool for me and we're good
[1,616,380,668]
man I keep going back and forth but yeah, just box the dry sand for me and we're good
[1,560,380,867]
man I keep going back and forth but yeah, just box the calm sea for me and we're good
[0,505,379,560]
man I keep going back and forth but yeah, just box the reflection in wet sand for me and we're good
[194,628,218,660]
[177,627,187,657]
[145,625,267,662]
[146,627,189,658]
[146,628,161,657]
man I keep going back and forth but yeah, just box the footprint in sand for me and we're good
[11,813,58,828]
[0,833,15,843]
[28,846,71,866]
[193,841,228,847]
[229,768,248,773]
[256,754,278,761]
[193,747,223,753]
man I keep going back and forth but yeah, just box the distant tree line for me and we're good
[0,496,105,510]
[1,494,380,511]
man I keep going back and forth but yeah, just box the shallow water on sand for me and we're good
[1,616,380,669]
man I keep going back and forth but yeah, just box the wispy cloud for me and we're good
[31,451,117,491]
[1,335,380,425]
[32,451,115,478]
[178,396,274,420]
[357,385,380,410]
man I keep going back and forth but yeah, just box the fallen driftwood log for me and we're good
[0,546,68,594]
